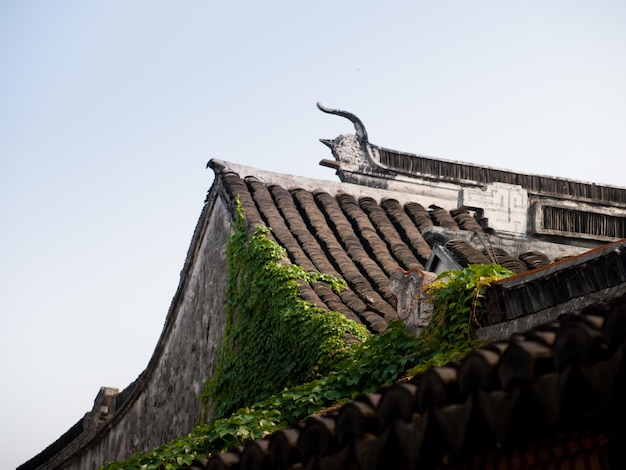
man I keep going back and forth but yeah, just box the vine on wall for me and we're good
[421,264,513,347]
[201,201,369,419]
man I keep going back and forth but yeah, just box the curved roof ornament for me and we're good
[316,102,369,144]
[317,102,388,171]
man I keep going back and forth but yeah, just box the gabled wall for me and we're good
[21,189,233,470]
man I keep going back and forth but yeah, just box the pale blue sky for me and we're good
[1,1,625,468]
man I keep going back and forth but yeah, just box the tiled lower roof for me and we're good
[485,240,626,323]
[209,161,551,333]
[191,294,626,469]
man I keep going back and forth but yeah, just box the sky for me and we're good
[1,1,625,468]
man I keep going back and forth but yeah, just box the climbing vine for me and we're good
[100,203,513,470]
[201,201,369,419]
[420,264,514,351]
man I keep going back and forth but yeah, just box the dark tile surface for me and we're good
[214,165,550,333]
[193,295,626,469]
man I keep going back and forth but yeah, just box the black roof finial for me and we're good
[316,102,369,144]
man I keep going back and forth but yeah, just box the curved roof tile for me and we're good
[213,163,562,333]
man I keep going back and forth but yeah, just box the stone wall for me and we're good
[22,191,233,470]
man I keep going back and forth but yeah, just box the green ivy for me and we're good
[201,201,369,419]
[420,264,514,351]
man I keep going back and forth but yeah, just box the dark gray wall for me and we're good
[28,193,232,470]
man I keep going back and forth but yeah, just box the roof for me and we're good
[486,240,626,323]
[194,292,626,469]
[371,145,626,206]
[208,159,568,334]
